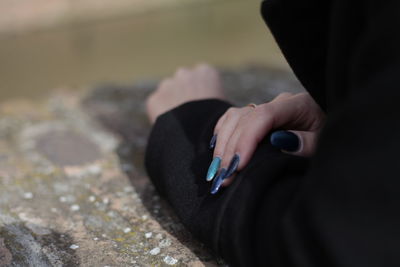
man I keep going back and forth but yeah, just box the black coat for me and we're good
[145,0,400,266]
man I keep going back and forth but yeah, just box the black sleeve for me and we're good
[145,1,400,266]
[145,99,310,266]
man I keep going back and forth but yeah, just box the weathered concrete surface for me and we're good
[0,66,303,266]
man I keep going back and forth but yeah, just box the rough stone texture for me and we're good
[0,238,12,266]
[0,66,303,266]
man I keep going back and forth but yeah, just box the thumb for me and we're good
[270,130,319,157]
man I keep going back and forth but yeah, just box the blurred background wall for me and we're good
[0,0,290,101]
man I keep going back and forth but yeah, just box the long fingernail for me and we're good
[270,130,300,152]
[206,157,221,181]
[210,168,227,194]
[225,154,240,178]
[209,134,217,149]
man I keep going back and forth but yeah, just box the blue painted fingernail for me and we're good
[225,154,240,178]
[270,130,300,152]
[206,157,221,181]
[211,168,227,194]
[209,134,217,149]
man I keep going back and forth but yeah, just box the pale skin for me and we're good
[146,64,326,187]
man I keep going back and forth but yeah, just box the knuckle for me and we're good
[196,63,219,76]
[225,107,238,117]
[196,63,213,71]
[158,78,172,89]
[175,67,189,77]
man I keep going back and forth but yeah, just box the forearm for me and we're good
[145,99,309,265]
[145,99,233,248]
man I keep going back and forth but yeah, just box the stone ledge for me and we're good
[0,66,302,266]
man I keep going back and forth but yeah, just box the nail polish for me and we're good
[209,134,217,149]
[206,157,221,181]
[211,168,227,194]
[225,154,240,178]
[270,130,300,152]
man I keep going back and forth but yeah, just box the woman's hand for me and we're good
[146,65,325,194]
[208,92,326,193]
[146,64,225,124]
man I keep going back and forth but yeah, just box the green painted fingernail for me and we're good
[206,157,221,181]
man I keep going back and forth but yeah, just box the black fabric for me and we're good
[145,0,400,266]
